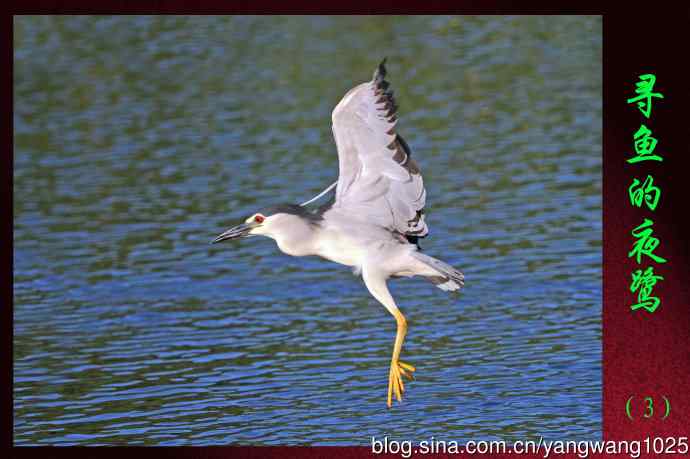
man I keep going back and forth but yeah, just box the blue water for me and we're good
[14,15,602,445]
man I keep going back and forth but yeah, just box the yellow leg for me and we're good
[360,270,416,408]
[387,311,416,408]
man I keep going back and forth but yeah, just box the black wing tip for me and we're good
[374,57,388,82]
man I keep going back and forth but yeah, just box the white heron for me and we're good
[214,59,464,407]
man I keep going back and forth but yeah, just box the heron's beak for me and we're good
[212,222,256,244]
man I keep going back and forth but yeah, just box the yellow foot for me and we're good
[387,360,416,407]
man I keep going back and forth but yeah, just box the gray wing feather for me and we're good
[330,60,428,238]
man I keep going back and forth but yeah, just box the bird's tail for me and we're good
[412,252,465,292]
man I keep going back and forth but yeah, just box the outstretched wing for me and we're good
[330,59,428,239]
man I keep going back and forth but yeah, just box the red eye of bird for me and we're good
[255,215,265,223]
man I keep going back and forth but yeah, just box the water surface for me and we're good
[14,15,602,445]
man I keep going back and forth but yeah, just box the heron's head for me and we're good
[212,204,317,244]
[212,212,272,243]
